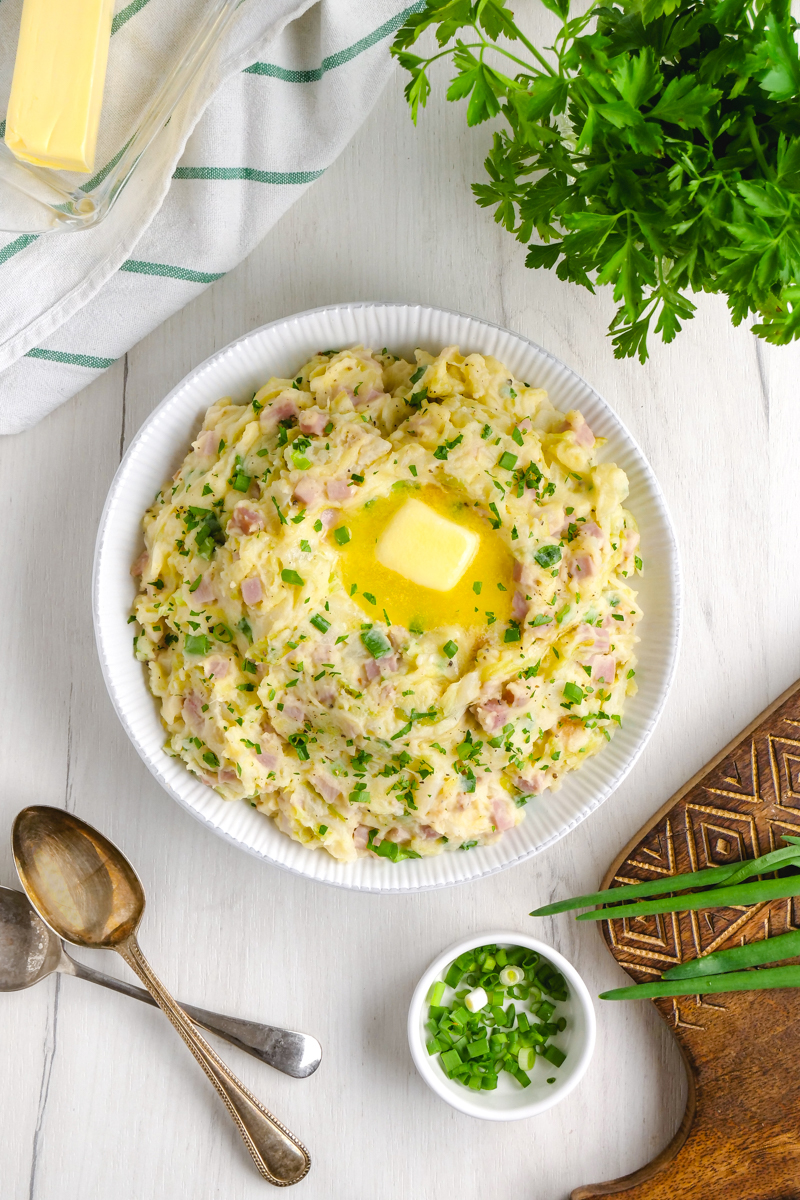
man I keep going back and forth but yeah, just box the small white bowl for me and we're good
[408,931,596,1120]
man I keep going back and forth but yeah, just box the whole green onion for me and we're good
[600,964,800,1001]
[530,842,800,917]
[577,872,800,922]
[663,929,800,981]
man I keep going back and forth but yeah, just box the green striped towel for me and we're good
[0,0,421,434]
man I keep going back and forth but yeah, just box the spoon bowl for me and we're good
[12,806,311,1185]
[0,886,61,990]
[13,806,143,948]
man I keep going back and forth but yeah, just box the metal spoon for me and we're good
[0,885,321,1078]
[12,806,311,1187]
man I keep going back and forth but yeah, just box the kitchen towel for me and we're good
[0,0,421,435]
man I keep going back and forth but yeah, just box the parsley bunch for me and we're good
[391,0,800,361]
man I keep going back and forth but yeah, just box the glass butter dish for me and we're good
[0,0,241,233]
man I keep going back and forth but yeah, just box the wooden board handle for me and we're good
[574,680,800,1200]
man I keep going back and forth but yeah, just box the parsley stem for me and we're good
[476,38,557,79]
[745,115,774,181]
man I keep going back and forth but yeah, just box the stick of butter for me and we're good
[375,499,480,592]
[5,0,115,173]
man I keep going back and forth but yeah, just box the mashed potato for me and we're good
[131,346,642,863]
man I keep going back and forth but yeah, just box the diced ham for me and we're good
[312,641,334,665]
[218,768,238,784]
[131,550,149,577]
[326,479,354,502]
[260,397,298,429]
[472,698,512,733]
[182,694,206,733]
[299,408,327,435]
[569,552,598,579]
[561,411,595,448]
[316,686,337,708]
[363,658,381,682]
[511,590,528,621]
[354,825,371,849]
[513,560,523,582]
[205,656,230,680]
[581,520,604,542]
[577,623,611,653]
[293,477,322,507]
[420,825,441,839]
[255,749,279,770]
[228,504,264,535]
[193,575,216,604]
[283,703,305,723]
[320,507,338,529]
[516,769,547,795]
[620,527,640,570]
[492,800,515,832]
[517,417,532,432]
[310,770,342,804]
[592,655,616,684]
[384,826,411,843]
[380,653,398,674]
[241,576,263,606]
[194,429,220,456]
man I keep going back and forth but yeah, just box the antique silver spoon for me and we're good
[12,806,311,1186]
[0,885,321,1078]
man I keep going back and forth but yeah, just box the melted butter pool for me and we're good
[337,484,514,631]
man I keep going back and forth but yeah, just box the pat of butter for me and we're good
[375,499,479,592]
[5,0,115,172]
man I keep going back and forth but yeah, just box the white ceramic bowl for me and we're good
[93,301,681,892]
[407,931,596,1120]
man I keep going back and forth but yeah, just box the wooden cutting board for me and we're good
[573,680,800,1200]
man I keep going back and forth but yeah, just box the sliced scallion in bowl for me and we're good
[425,943,568,1091]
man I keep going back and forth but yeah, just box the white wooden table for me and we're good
[1,57,799,1200]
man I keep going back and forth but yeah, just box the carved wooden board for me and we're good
[573,680,800,1200]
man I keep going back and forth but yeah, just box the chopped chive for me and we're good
[443,639,458,658]
[310,613,331,633]
[427,980,446,1006]
[334,526,350,545]
[281,569,304,585]
[361,628,392,658]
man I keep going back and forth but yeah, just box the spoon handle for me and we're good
[59,953,321,1077]
[117,935,311,1186]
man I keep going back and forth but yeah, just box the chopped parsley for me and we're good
[534,545,561,569]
